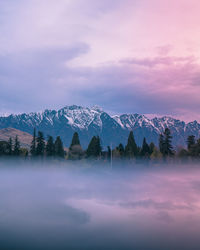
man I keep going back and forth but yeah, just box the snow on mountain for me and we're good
[0,105,200,148]
[58,105,103,129]
[113,114,160,133]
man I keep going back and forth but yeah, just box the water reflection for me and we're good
[0,162,200,249]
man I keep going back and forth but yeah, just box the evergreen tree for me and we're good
[163,128,174,156]
[54,136,65,158]
[68,132,83,160]
[8,137,13,156]
[125,131,138,158]
[46,136,55,157]
[196,139,200,157]
[30,128,37,156]
[0,141,9,156]
[140,137,150,157]
[159,134,165,154]
[191,139,200,158]
[87,136,96,157]
[159,129,174,157]
[187,135,195,151]
[13,136,20,156]
[86,136,102,158]
[36,131,45,156]
[96,136,102,157]
[107,146,111,160]
[149,142,155,155]
[70,132,81,149]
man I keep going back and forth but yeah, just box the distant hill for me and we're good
[0,105,199,148]
[0,128,33,148]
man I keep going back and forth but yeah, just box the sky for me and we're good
[0,0,200,122]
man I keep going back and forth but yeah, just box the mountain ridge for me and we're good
[0,105,199,148]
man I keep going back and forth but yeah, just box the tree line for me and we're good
[0,127,200,160]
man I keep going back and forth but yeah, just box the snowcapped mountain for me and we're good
[0,105,200,148]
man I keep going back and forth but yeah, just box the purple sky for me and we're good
[0,0,200,121]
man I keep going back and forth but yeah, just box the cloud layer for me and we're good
[0,0,200,121]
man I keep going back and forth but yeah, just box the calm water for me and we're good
[0,162,200,249]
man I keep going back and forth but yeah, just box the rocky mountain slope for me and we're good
[0,105,199,148]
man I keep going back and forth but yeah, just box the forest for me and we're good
[0,128,199,161]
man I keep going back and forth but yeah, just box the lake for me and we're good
[0,161,200,249]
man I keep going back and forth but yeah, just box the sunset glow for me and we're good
[0,0,200,121]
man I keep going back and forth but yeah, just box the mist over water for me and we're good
[0,161,200,249]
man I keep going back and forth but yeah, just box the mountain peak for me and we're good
[0,105,200,148]
[63,105,84,110]
[91,105,103,113]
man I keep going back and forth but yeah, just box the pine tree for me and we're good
[46,136,55,157]
[36,131,45,156]
[149,142,155,155]
[13,136,20,156]
[86,136,101,158]
[163,128,174,156]
[140,137,150,157]
[107,146,111,160]
[87,136,96,157]
[159,134,165,154]
[195,139,200,157]
[96,136,102,157]
[8,137,13,156]
[30,128,37,156]
[0,141,9,156]
[159,129,174,157]
[55,136,65,158]
[125,131,138,158]
[70,132,81,149]
[187,135,195,151]
[68,132,83,160]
